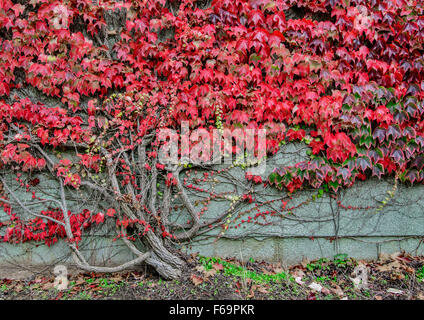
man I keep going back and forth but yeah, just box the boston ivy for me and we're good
[0,0,423,277]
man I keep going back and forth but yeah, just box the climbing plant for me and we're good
[0,0,423,278]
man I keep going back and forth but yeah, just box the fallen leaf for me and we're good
[110,275,125,282]
[14,284,23,292]
[308,282,323,292]
[390,273,405,280]
[294,276,304,285]
[272,263,284,274]
[307,292,316,300]
[395,254,412,264]
[34,277,43,284]
[256,285,268,294]
[261,268,275,275]
[375,295,383,300]
[376,261,404,272]
[212,263,224,271]
[321,287,331,295]
[42,282,54,290]
[75,277,85,286]
[330,284,344,297]
[273,267,284,274]
[390,252,402,260]
[190,274,204,286]
[204,269,217,278]
[195,265,205,273]
[291,269,305,285]
[89,285,102,291]
[405,266,414,274]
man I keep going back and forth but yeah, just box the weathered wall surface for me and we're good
[1,142,424,269]
[178,142,424,265]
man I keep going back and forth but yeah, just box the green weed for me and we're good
[199,256,288,284]
[417,266,424,282]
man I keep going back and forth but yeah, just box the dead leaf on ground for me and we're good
[291,269,304,276]
[257,285,268,294]
[260,268,273,275]
[390,272,405,280]
[307,292,316,300]
[212,263,224,271]
[190,274,204,286]
[395,253,412,264]
[204,269,217,278]
[14,284,23,292]
[390,252,402,260]
[405,266,414,273]
[308,282,323,292]
[89,285,102,292]
[291,270,305,285]
[330,284,344,297]
[34,277,43,284]
[271,263,284,274]
[248,283,268,296]
[273,267,284,274]
[321,287,331,295]
[110,275,125,282]
[42,281,54,290]
[195,265,205,273]
[376,260,404,272]
[74,277,86,286]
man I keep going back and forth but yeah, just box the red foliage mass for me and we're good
[0,0,424,243]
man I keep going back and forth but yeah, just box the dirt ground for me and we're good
[1,252,424,300]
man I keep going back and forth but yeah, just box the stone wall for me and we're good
[1,142,424,269]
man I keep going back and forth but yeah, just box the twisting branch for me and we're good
[172,168,201,241]
[1,178,66,227]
